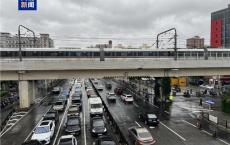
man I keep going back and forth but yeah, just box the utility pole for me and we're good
[18,25,36,61]
[156,28,177,60]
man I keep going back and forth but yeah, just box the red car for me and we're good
[114,87,123,96]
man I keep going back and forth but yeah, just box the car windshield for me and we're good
[67,118,79,126]
[101,141,116,145]
[93,119,104,127]
[147,114,157,119]
[126,95,132,98]
[91,104,102,108]
[59,138,73,145]
[55,102,63,105]
[34,126,49,134]
[72,99,81,103]
[138,131,152,139]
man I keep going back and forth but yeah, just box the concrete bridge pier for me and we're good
[19,80,36,109]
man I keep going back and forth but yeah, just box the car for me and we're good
[74,89,82,98]
[114,87,123,96]
[97,85,104,91]
[128,127,156,145]
[89,97,103,117]
[90,117,107,137]
[59,94,68,105]
[68,105,80,116]
[183,90,191,97]
[31,120,55,145]
[139,113,159,126]
[65,116,81,136]
[43,110,59,124]
[94,136,116,145]
[52,87,61,94]
[121,94,133,103]
[105,83,112,90]
[71,97,82,111]
[106,92,116,103]
[87,88,95,97]
[53,101,65,112]
[58,135,78,145]
[21,140,42,145]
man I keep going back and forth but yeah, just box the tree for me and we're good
[161,77,171,100]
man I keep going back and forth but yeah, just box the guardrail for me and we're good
[89,79,129,145]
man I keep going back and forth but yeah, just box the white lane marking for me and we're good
[24,107,51,142]
[82,81,87,145]
[201,130,213,136]
[135,121,141,127]
[164,111,170,114]
[182,120,197,128]
[133,102,139,108]
[160,122,186,141]
[0,96,48,137]
[218,139,230,145]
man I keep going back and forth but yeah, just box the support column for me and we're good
[31,80,36,104]
[19,80,31,109]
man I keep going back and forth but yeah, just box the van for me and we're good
[89,97,103,117]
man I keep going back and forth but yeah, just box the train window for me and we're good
[121,52,127,56]
[192,52,197,57]
[217,52,222,57]
[143,51,149,56]
[211,52,216,57]
[223,52,228,57]
[198,52,204,57]
[127,52,133,56]
[105,52,111,57]
[116,52,121,56]
[138,52,143,56]
[82,52,90,57]
[93,52,100,57]
[178,52,184,57]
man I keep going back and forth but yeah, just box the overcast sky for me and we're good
[0,0,229,48]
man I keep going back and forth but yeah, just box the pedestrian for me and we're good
[199,98,203,106]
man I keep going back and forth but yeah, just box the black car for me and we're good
[71,97,82,111]
[139,113,159,126]
[43,110,59,124]
[105,83,112,90]
[90,117,107,137]
[65,116,81,136]
[95,136,116,145]
[106,93,116,103]
[21,140,42,145]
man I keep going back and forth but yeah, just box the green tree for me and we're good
[161,77,171,100]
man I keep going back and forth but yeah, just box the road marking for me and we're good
[160,122,186,141]
[182,120,197,128]
[164,111,170,114]
[218,139,230,145]
[149,126,155,129]
[133,102,139,108]
[135,121,141,127]
[0,96,48,137]
[201,130,213,136]
[24,106,51,142]
[82,81,87,145]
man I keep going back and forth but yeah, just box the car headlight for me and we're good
[45,136,50,141]
[104,128,107,132]
[92,129,96,133]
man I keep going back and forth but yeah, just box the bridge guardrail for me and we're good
[89,79,129,145]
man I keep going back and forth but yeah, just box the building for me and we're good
[186,36,204,48]
[0,32,54,48]
[211,4,230,48]
[95,40,112,48]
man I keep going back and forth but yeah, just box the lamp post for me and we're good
[18,25,36,61]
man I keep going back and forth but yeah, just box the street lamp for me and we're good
[18,25,36,61]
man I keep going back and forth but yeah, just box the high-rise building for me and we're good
[186,36,204,48]
[0,32,54,48]
[211,4,230,48]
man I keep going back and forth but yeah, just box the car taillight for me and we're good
[137,140,145,144]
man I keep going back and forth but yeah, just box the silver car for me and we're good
[128,126,156,145]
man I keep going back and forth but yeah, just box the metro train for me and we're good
[0,47,230,59]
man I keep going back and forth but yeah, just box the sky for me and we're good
[0,0,229,48]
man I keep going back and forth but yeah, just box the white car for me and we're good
[53,101,65,111]
[121,94,134,103]
[31,120,55,144]
[58,135,77,145]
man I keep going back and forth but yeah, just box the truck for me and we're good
[88,97,103,117]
